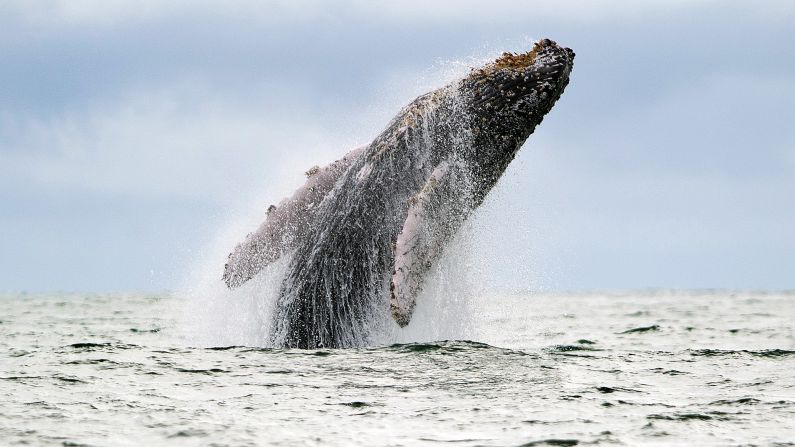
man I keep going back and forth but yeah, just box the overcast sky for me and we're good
[1,1,793,292]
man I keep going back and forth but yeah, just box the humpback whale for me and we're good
[223,39,575,348]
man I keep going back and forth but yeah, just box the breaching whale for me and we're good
[223,39,574,348]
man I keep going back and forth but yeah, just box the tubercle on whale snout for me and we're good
[469,39,574,79]
[459,39,573,149]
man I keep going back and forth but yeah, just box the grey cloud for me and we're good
[1,1,793,291]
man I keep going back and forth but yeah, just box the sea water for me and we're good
[1,290,793,446]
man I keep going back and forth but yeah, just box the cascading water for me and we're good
[179,87,486,349]
[267,83,484,348]
[180,38,574,349]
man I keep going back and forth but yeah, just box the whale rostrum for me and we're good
[223,39,575,348]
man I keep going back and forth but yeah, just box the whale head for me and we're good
[460,38,574,176]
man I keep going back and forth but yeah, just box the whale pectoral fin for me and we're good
[222,146,366,288]
[390,160,471,327]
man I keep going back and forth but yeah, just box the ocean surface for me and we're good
[1,290,793,446]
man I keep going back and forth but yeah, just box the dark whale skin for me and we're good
[227,39,574,348]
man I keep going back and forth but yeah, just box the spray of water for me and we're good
[178,85,486,348]
[176,37,572,348]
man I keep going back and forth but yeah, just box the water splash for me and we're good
[177,254,290,347]
[177,38,574,348]
[180,86,484,348]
